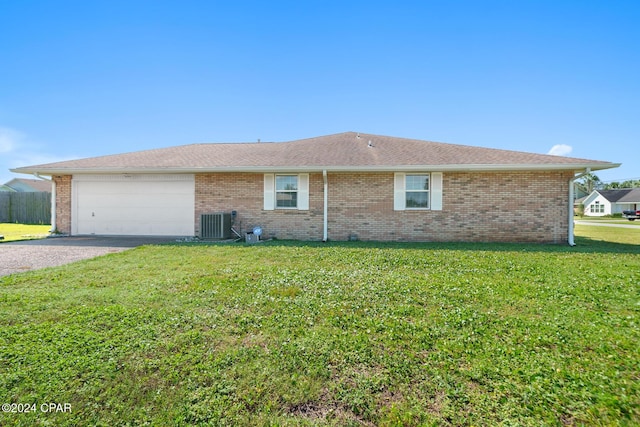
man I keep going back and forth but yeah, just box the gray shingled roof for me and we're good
[12,132,619,174]
[597,189,640,203]
[3,178,52,192]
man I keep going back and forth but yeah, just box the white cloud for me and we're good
[0,127,24,153]
[547,144,573,156]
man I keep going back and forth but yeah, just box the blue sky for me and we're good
[1,0,638,185]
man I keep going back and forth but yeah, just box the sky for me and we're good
[1,0,638,185]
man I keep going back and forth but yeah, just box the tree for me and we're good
[575,173,602,195]
[602,179,640,189]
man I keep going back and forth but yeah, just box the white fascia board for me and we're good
[11,162,620,175]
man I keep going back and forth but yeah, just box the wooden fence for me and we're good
[0,192,51,224]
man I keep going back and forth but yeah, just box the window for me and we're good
[394,172,443,211]
[405,174,430,209]
[263,173,309,211]
[276,175,298,208]
[591,201,604,214]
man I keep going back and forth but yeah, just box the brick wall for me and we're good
[195,171,571,243]
[53,175,72,234]
[442,171,571,243]
[327,171,570,243]
[54,171,571,243]
[195,173,325,240]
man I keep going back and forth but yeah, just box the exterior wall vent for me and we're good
[200,212,232,239]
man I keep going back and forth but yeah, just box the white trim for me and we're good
[431,172,443,211]
[568,168,591,246]
[263,174,275,210]
[394,173,406,211]
[50,179,56,232]
[34,173,56,232]
[395,172,443,211]
[274,174,299,210]
[404,173,431,210]
[298,173,309,210]
[266,173,309,211]
[13,162,620,176]
[71,178,79,235]
[72,173,195,182]
[323,170,328,241]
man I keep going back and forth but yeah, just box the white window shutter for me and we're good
[431,172,443,210]
[298,173,309,210]
[263,174,275,210]
[394,173,406,211]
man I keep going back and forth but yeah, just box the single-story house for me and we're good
[1,178,53,192]
[11,132,619,244]
[581,188,640,216]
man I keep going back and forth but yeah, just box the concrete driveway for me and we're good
[0,236,176,277]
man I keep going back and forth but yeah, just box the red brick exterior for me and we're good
[195,173,325,240]
[195,171,572,243]
[55,170,572,243]
[53,175,72,234]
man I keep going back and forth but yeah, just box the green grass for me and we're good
[0,236,638,425]
[0,223,50,242]
[575,223,640,245]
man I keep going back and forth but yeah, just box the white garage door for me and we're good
[72,174,195,236]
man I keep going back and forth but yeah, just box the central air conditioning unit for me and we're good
[200,212,232,239]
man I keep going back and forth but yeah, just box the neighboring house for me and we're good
[1,178,52,192]
[11,132,619,243]
[582,189,640,216]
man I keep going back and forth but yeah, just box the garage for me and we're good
[72,174,195,236]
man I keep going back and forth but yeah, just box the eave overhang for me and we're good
[11,162,621,176]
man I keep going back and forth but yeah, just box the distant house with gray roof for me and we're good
[582,188,640,216]
[11,132,619,244]
[1,178,52,193]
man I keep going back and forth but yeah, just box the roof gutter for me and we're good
[11,162,620,176]
[568,168,591,246]
[34,173,56,233]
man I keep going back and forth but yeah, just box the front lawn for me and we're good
[0,239,638,426]
[0,223,50,242]
[575,223,640,245]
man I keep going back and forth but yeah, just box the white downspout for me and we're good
[568,168,590,246]
[323,170,328,242]
[35,173,56,233]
